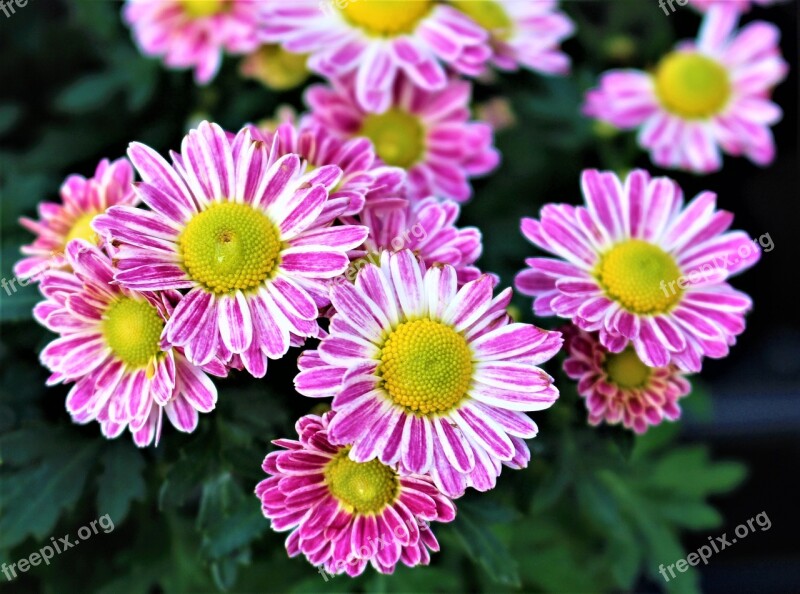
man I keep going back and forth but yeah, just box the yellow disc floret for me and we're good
[340,0,433,37]
[595,239,683,314]
[360,109,426,169]
[102,297,164,369]
[324,447,399,514]
[178,0,229,19]
[654,52,731,119]
[379,319,473,415]
[65,212,100,245]
[178,202,282,295]
[604,347,652,389]
[450,1,513,40]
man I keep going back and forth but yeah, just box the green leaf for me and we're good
[55,73,124,114]
[97,441,146,524]
[0,103,21,137]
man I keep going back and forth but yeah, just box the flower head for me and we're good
[15,158,136,282]
[261,1,491,113]
[563,326,690,434]
[93,121,368,377]
[257,412,455,577]
[583,8,787,173]
[35,241,225,446]
[124,0,263,83]
[307,75,499,202]
[296,250,561,497]
[515,169,760,373]
[448,0,574,75]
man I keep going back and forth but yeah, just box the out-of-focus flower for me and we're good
[347,197,485,285]
[34,241,226,446]
[296,250,561,497]
[563,326,690,434]
[516,168,760,373]
[475,97,517,132]
[306,75,499,202]
[123,0,263,84]
[689,0,782,11]
[240,45,310,91]
[93,121,368,377]
[256,412,455,577]
[15,158,136,282]
[583,8,788,173]
[260,0,490,113]
[447,0,573,75]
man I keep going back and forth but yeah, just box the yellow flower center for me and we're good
[594,239,683,314]
[654,52,731,119]
[360,109,426,169]
[379,319,473,415]
[450,1,513,41]
[177,0,229,19]
[339,0,433,37]
[604,347,652,389]
[243,45,310,91]
[102,298,164,369]
[324,447,399,514]
[178,202,282,295]
[65,212,100,245]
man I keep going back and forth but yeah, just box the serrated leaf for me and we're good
[97,441,146,524]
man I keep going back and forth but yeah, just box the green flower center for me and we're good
[450,1,513,40]
[339,0,433,37]
[595,239,683,314]
[604,347,652,389]
[178,202,282,295]
[244,45,309,91]
[177,0,229,19]
[360,109,426,169]
[654,52,731,119]
[379,319,473,415]
[324,447,399,514]
[65,212,100,246]
[102,298,164,369]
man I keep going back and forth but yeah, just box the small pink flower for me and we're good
[306,75,499,202]
[516,169,760,373]
[124,0,263,84]
[563,326,690,434]
[256,411,456,577]
[15,158,136,282]
[261,0,491,113]
[583,7,788,173]
[35,241,226,446]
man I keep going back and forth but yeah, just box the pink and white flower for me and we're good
[447,0,574,75]
[306,75,500,202]
[35,241,226,446]
[295,250,562,497]
[563,326,690,434]
[124,0,263,84]
[15,158,136,282]
[583,7,788,173]
[256,412,455,577]
[260,0,490,113]
[93,121,368,377]
[515,169,760,373]
[689,0,782,12]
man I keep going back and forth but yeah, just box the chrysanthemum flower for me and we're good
[15,158,136,282]
[515,169,760,373]
[93,121,368,377]
[583,8,787,173]
[248,121,405,224]
[563,326,690,434]
[689,0,781,11]
[295,250,562,497]
[261,1,490,113]
[256,412,455,577]
[123,0,263,84]
[447,0,574,75]
[34,241,226,447]
[348,197,484,285]
[306,75,499,202]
